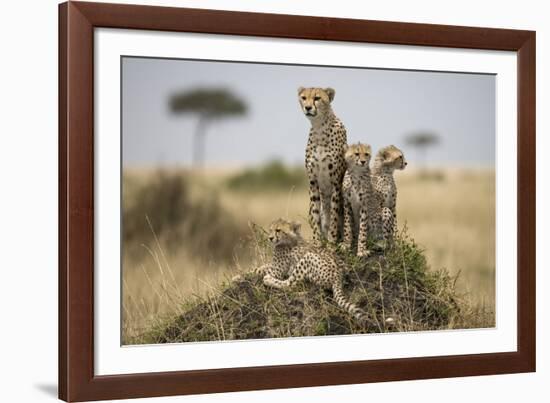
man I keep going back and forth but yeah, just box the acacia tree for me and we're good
[405,132,440,168]
[170,88,247,167]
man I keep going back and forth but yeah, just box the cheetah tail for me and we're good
[332,282,366,323]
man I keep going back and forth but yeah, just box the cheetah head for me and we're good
[297,87,335,119]
[267,218,302,247]
[377,145,408,171]
[345,142,372,170]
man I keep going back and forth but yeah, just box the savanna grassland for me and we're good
[122,163,495,344]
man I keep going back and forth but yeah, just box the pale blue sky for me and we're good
[122,56,495,168]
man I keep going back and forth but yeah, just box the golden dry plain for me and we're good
[122,166,495,342]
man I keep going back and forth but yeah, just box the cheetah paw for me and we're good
[338,242,351,252]
[373,240,387,251]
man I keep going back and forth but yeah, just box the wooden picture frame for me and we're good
[59,1,536,401]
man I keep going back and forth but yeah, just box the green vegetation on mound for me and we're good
[132,229,490,345]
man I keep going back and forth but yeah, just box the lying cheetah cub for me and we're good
[370,145,407,243]
[342,143,374,257]
[256,218,365,322]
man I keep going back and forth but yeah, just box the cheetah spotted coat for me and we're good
[257,219,364,321]
[342,165,374,256]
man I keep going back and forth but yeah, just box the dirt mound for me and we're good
[138,232,473,344]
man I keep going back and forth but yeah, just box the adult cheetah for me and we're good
[298,87,347,244]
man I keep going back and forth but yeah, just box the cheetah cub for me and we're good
[256,218,365,322]
[342,143,374,257]
[298,87,347,243]
[371,145,407,244]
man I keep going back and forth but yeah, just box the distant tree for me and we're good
[169,88,247,167]
[405,132,440,168]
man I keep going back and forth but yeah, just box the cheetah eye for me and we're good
[314,96,321,101]
[355,152,359,156]
[275,229,281,233]
[301,96,306,100]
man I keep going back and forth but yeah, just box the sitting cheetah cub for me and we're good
[256,218,365,322]
[371,145,407,244]
[342,143,374,257]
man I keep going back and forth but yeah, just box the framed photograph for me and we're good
[59,1,536,401]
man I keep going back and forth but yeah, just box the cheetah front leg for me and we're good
[308,179,323,242]
[328,188,342,243]
[392,209,398,236]
[257,263,288,282]
[321,192,332,236]
[263,262,306,290]
[357,206,370,257]
[263,274,292,289]
[342,197,354,251]
[239,263,273,283]
[381,206,395,244]
[253,263,273,276]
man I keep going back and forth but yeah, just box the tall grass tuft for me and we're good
[123,170,248,263]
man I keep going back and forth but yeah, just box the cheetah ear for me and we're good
[290,221,302,234]
[298,86,305,95]
[381,148,392,162]
[324,87,335,102]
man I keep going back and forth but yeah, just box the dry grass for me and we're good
[396,169,495,306]
[122,166,495,344]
